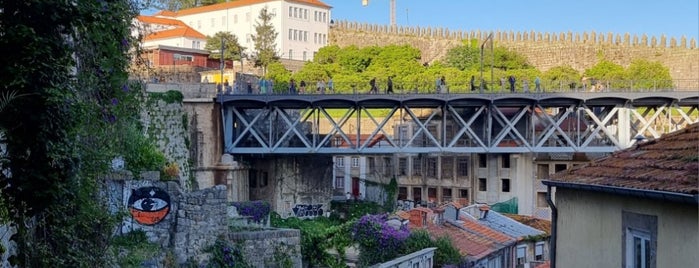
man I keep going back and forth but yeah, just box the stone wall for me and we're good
[227,229,302,268]
[330,21,699,81]
[105,172,228,262]
[141,90,193,190]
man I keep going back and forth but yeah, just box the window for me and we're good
[383,157,392,176]
[554,163,567,172]
[398,187,408,200]
[398,158,407,175]
[288,49,293,60]
[478,178,487,191]
[412,187,422,202]
[626,229,651,268]
[304,31,308,42]
[501,154,510,168]
[351,157,359,167]
[535,242,544,261]
[459,189,468,199]
[260,172,268,187]
[501,178,510,192]
[293,29,297,40]
[304,9,308,20]
[336,157,344,167]
[457,157,469,176]
[174,54,194,61]
[288,29,292,40]
[623,211,657,268]
[314,33,318,44]
[427,187,437,202]
[441,157,453,179]
[288,6,293,17]
[537,192,548,207]
[426,157,437,177]
[368,157,375,172]
[249,169,257,188]
[442,188,452,202]
[478,154,487,168]
[314,11,318,21]
[412,157,422,175]
[515,245,526,268]
[334,176,344,189]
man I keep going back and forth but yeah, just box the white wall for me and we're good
[555,188,699,268]
[172,0,329,61]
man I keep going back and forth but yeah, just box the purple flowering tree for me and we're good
[352,214,410,266]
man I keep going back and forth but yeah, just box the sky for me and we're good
[323,0,699,40]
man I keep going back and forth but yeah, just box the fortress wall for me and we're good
[330,21,698,80]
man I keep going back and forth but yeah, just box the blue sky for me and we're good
[324,0,699,40]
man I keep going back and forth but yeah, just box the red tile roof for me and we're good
[504,214,552,235]
[137,15,207,41]
[162,0,331,17]
[549,123,699,195]
[535,261,551,268]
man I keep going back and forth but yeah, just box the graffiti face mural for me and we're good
[128,187,171,225]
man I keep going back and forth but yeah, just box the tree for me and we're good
[205,31,245,61]
[250,7,279,75]
[543,65,581,90]
[0,0,143,265]
[583,59,625,89]
[625,59,673,90]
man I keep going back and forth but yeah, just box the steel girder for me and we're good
[223,101,699,154]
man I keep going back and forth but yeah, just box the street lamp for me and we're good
[480,32,493,93]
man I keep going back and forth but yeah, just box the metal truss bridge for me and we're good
[217,91,699,154]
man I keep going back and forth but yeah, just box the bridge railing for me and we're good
[152,79,699,98]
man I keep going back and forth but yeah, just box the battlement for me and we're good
[332,20,697,49]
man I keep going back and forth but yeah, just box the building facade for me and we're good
[544,123,699,268]
[153,0,331,62]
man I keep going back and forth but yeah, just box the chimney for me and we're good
[479,205,490,219]
[433,207,445,225]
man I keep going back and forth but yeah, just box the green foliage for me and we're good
[109,230,160,267]
[583,59,626,88]
[271,213,353,267]
[625,59,673,89]
[205,31,245,61]
[329,200,385,220]
[401,230,462,267]
[0,0,144,265]
[148,90,184,104]
[205,238,251,268]
[543,65,581,89]
[122,123,167,175]
[383,177,398,212]
[251,7,279,75]
[266,62,292,93]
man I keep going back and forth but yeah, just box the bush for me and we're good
[352,214,409,266]
[232,200,271,224]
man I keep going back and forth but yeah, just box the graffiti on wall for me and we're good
[128,187,171,225]
[292,204,323,218]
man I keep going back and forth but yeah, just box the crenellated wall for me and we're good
[330,21,699,80]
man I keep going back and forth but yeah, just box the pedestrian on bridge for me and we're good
[508,75,516,92]
[535,76,541,92]
[299,80,306,94]
[289,78,297,94]
[387,76,394,94]
[369,77,378,94]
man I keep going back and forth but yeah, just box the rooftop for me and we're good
[156,0,331,17]
[548,123,699,195]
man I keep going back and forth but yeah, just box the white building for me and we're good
[152,0,331,61]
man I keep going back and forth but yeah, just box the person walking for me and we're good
[289,78,297,94]
[299,80,306,94]
[440,76,447,93]
[386,76,394,94]
[328,77,334,94]
[534,76,541,92]
[369,77,378,94]
[508,75,516,93]
[470,75,476,91]
[435,76,442,93]
[523,79,530,93]
[317,79,326,94]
